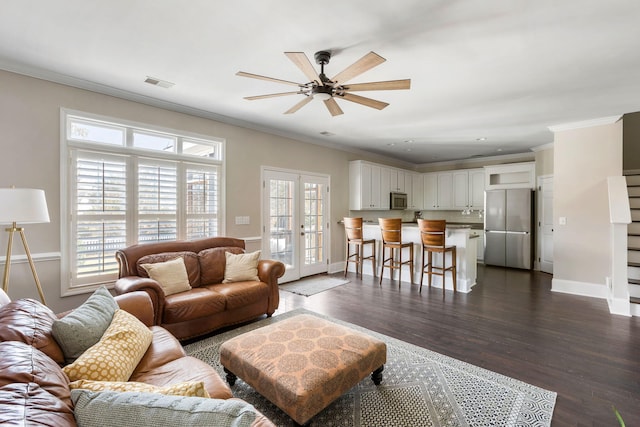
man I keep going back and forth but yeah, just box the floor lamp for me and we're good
[0,188,50,305]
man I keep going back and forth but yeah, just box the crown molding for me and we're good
[548,115,622,133]
[531,142,554,152]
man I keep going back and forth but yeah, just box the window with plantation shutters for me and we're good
[62,110,224,294]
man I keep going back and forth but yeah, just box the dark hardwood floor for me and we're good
[275,265,640,426]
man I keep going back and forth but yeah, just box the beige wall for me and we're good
[0,69,371,312]
[534,145,554,177]
[552,120,622,292]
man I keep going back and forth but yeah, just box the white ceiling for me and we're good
[2,0,640,165]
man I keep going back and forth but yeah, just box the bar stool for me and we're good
[418,219,456,293]
[378,218,414,285]
[343,217,376,278]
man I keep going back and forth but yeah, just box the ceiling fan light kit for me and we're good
[237,50,410,116]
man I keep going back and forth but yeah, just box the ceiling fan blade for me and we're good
[324,98,344,116]
[236,71,302,87]
[340,93,389,110]
[244,91,305,100]
[331,51,386,84]
[344,79,411,92]
[284,96,313,114]
[285,52,323,85]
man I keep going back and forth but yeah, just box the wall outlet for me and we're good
[235,216,250,225]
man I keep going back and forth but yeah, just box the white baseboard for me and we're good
[551,278,608,299]
[607,297,631,317]
[328,262,344,274]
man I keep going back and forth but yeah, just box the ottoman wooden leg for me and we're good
[371,365,384,385]
[223,367,237,386]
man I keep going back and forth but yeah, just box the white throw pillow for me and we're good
[223,250,261,283]
[141,257,192,296]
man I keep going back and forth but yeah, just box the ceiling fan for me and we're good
[236,50,411,116]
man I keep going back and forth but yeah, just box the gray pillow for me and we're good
[70,389,257,427]
[52,286,118,364]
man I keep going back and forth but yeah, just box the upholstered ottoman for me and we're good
[219,314,386,425]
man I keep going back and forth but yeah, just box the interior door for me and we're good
[262,169,329,283]
[538,176,554,273]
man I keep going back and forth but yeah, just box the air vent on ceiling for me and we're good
[144,76,174,88]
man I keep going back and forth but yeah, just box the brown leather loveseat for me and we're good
[114,237,285,341]
[0,290,274,427]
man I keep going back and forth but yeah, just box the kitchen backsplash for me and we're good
[351,209,484,224]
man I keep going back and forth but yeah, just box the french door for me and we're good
[262,168,330,283]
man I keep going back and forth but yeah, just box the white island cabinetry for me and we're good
[345,223,477,292]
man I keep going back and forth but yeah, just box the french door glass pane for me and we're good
[304,182,324,265]
[269,179,293,266]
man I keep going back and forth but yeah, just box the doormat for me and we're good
[279,275,349,296]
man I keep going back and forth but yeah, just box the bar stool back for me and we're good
[418,219,456,293]
[378,218,414,285]
[343,217,376,277]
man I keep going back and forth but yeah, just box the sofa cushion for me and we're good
[0,298,65,365]
[63,309,153,382]
[0,341,72,408]
[162,287,226,324]
[0,383,77,427]
[52,286,119,364]
[71,389,259,427]
[137,251,201,288]
[223,250,261,283]
[208,281,270,310]
[130,355,234,400]
[141,257,192,296]
[132,326,187,376]
[198,246,244,285]
[69,379,210,398]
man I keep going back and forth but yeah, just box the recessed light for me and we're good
[476,137,487,141]
[387,142,397,146]
[404,139,414,144]
[496,148,503,152]
[319,131,335,137]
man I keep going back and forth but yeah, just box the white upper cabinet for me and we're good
[409,173,424,210]
[423,173,438,209]
[453,170,469,209]
[349,161,382,210]
[436,172,454,209]
[468,168,486,209]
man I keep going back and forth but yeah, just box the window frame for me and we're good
[60,109,226,296]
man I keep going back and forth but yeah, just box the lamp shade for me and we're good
[0,188,50,224]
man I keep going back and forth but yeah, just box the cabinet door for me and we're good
[379,167,391,209]
[410,173,423,209]
[453,170,469,209]
[423,173,438,209]
[468,169,485,209]
[396,170,407,192]
[436,172,453,209]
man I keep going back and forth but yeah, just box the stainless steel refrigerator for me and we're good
[484,189,534,269]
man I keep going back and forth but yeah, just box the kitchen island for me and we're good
[347,222,477,292]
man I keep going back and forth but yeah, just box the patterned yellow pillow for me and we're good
[69,379,210,398]
[63,309,153,382]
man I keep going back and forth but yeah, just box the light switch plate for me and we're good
[235,216,250,225]
[559,216,567,225]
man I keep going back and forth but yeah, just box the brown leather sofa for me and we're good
[114,237,285,341]
[0,290,274,427]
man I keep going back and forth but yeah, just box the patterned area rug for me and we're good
[279,275,350,296]
[184,309,556,426]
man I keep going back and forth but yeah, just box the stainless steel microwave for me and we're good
[390,192,408,210]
